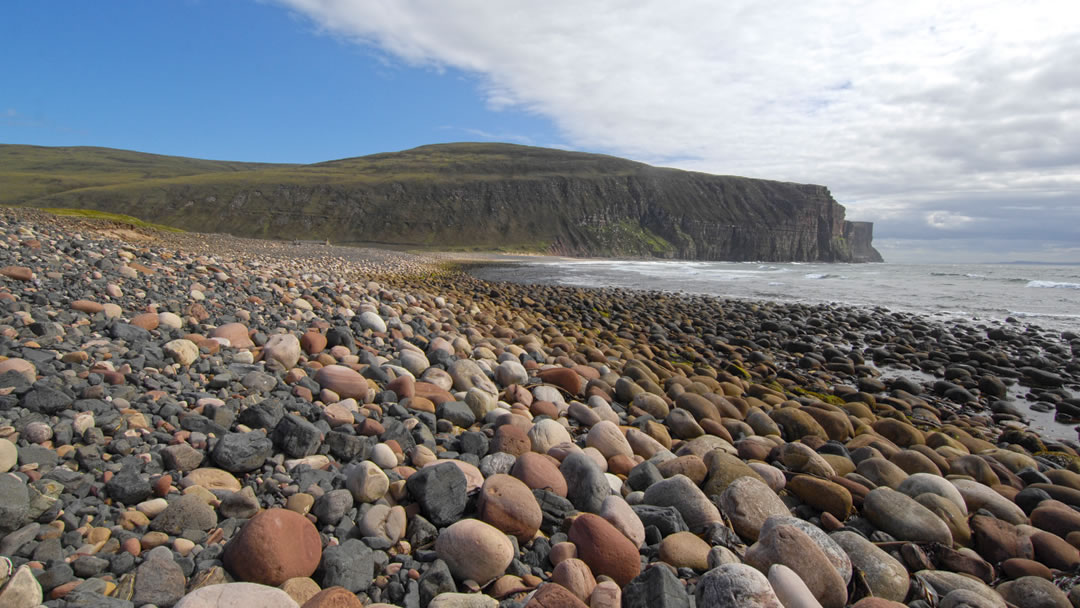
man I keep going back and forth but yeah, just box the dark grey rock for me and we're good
[418,559,456,608]
[22,386,73,415]
[533,489,574,536]
[236,398,285,430]
[211,431,273,473]
[271,413,322,458]
[133,546,185,607]
[405,461,467,527]
[106,467,152,506]
[631,505,689,537]
[627,461,664,491]
[109,322,151,344]
[0,474,29,533]
[559,451,610,514]
[326,431,373,462]
[317,538,375,592]
[623,564,692,608]
[436,401,475,428]
[149,493,217,535]
[312,489,355,526]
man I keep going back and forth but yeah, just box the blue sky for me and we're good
[3,1,1079,263]
[0,1,561,163]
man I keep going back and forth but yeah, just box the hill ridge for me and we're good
[0,142,883,262]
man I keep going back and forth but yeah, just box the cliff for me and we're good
[0,142,882,262]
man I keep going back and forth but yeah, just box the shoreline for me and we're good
[0,207,1078,607]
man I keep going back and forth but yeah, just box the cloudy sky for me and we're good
[3,1,1078,262]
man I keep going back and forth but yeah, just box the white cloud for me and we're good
[275,0,1080,260]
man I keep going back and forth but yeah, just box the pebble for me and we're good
[0,209,1077,608]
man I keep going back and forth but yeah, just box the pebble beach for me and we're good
[0,207,1078,608]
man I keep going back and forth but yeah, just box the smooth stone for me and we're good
[718,475,789,541]
[701,451,763,495]
[658,531,711,570]
[643,474,722,532]
[0,565,43,608]
[429,592,499,608]
[174,582,300,608]
[758,516,851,584]
[1030,503,1080,539]
[0,438,16,472]
[971,515,1034,564]
[223,508,322,586]
[551,558,597,603]
[529,419,573,454]
[898,472,968,515]
[995,576,1071,608]
[181,468,242,492]
[599,495,646,548]
[346,461,389,503]
[768,563,823,608]
[830,531,909,602]
[477,473,543,543]
[264,334,302,369]
[435,518,514,586]
[212,322,255,348]
[915,493,972,546]
[786,475,852,520]
[358,503,406,544]
[778,442,836,477]
[696,563,783,608]
[313,365,369,400]
[914,571,1005,608]
[863,487,952,544]
[527,583,588,608]
[568,513,642,586]
[951,479,1027,525]
[939,589,1003,608]
[164,339,200,366]
[511,452,568,498]
[586,421,633,460]
[855,457,908,489]
[745,524,847,608]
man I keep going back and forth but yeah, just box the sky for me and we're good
[2,1,1079,263]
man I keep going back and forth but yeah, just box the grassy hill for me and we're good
[0,142,882,262]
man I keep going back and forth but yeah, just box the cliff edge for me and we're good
[1,142,883,262]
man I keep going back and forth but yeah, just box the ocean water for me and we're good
[474,260,1080,334]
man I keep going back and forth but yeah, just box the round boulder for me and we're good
[223,508,322,586]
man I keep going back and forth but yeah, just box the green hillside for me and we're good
[0,142,882,262]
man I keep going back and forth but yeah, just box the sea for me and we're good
[470,259,1080,441]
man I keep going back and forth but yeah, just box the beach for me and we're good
[0,208,1077,608]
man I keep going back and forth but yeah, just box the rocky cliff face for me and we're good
[14,143,883,262]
